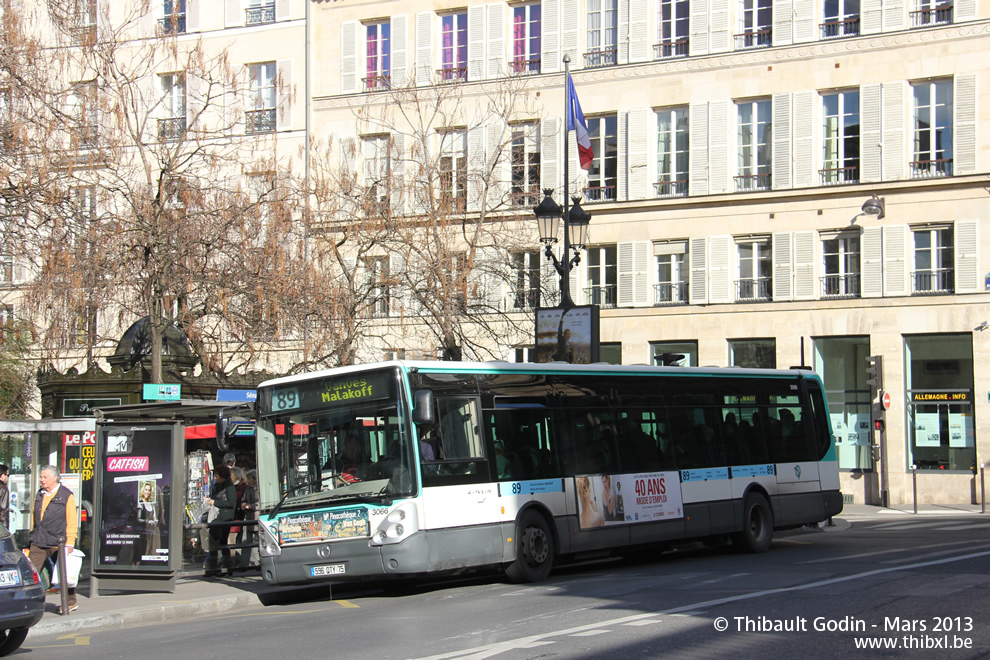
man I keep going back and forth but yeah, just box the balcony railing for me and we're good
[734,173,771,192]
[819,165,859,185]
[584,285,617,308]
[245,108,276,134]
[654,179,688,198]
[509,58,541,75]
[158,13,187,34]
[437,66,467,83]
[246,3,276,25]
[583,49,617,68]
[510,289,541,311]
[70,24,97,46]
[734,28,772,49]
[735,277,772,302]
[654,282,689,306]
[910,158,953,178]
[654,39,689,59]
[439,195,467,214]
[362,75,391,91]
[820,273,861,299]
[75,124,99,149]
[583,186,617,202]
[911,268,954,295]
[509,189,541,208]
[910,4,953,27]
[820,18,860,39]
[158,117,187,141]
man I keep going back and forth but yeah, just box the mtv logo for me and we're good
[107,434,132,454]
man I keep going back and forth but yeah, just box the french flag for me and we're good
[566,73,593,171]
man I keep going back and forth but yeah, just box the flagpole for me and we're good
[560,54,573,309]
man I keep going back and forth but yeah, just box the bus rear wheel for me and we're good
[506,511,554,583]
[734,492,773,553]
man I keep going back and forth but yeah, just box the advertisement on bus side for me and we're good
[575,472,684,529]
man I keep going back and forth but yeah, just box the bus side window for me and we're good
[805,380,833,460]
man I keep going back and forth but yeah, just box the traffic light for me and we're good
[871,401,886,434]
[866,355,884,402]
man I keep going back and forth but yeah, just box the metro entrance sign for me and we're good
[881,391,892,410]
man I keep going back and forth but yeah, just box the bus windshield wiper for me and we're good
[269,473,346,519]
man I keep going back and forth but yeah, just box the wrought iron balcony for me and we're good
[654,282,689,306]
[158,117,187,141]
[911,4,953,27]
[158,13,187,34]
[819,165,859,185]
[509,188,541,208]
[245,108,276,134]
[509,58,541,75]
[820,18,860,38]
[820,273,861,299]
[734,173,771,192]
[583,49,617,68]
[246,3,275,25]
[584,285,617,308]
[654,179,688,198]
[437,66,467,83]
[510,289,541,311]
[362,75,391,91]
[910,159,953,178]
[911,268,954,295]
[735,277,772,302]
[654,39,689,59]
[583,186,617,202]
[734,28,772,49]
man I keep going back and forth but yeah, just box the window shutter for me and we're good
[773,0,793,46]
[793,231,816,300]
[225,0,242,28]
[954,220,979,293]
[471,247,504,311]
[955,0,978,20]
[340,138,357,184]
[618,0,630,63]
[861,227,883,298]
[882,225,908,297]
[186,72,202,134]
[276,0,290,21]
[468,5,486,82]
[617,241,650,307]
[542,0,561,73]
[276,60,292,131]
[468,124,486,212]
[954,74,976,175]
[627,108,649,199]
[486,4,505,79]
[390,253,408,315]
[861,0,882,34]
[391,133,406,216]
[882,81,906,181]
[860,83,882,183]
[772,232,793,301]
[689,237,709,305]
[629,0,650,62]
[690,0,710,56]
[392,15,409,87]
[541,255,558,307]
[561,0,579,65]
[340,21,359,94]
[772,93,792,189]
[618,111,628,201]
[708,101,729,194]
[709,0,731,53]
[689,102,710,196]
[882,0,905,31]
[488,124,507,204]
[568,245,581,304]
[708,235,732,304]
[792,0,815,43]
[416,12,434,85]
[541,117,560,194]
[792,91,814,187]
[186,0,200,32]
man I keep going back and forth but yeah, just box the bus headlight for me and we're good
[370,503,418,546]
[258,519,282,557]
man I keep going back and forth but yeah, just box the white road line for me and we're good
[798,539,984,564]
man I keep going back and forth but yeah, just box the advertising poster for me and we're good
[277,508,371,544]
[948,412,973,448]
[97,426,172,571]
[534,306,600,364]
[575,472,684,530]
[913,412,941,447]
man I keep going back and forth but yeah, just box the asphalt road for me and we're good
[26,512,990,659]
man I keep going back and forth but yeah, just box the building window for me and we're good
[160,0,186,34]
[821,0,859,38]
[654,248,688,306]
[586,115,618,201]
[736,0,772,49]
[0,88,11,150]
[911,0,953,27]
[599,342,622,365]
[246,173,275,244]
[655,107,689,198]
[362,134,394,212]
[158,73,186,141]
[821,90,860,185]
[364,22,391,90]
[911,79,953,178]
[821,234,860,298]
[246,62,276,134]
[906,334,975,472]
[70,0,98,46]
[813,336,872,471]
[67,81,98,149]
[585,0,618,68]
[510,124,541,207]
[0,306,13,339]
[651,340,697,366]
[735,99,771,191]
[510,251,542,311]
[439,12,468,81]
[736,238,771,301]
[912,226,954,294]
[729,338,776,368]
[439,130,467,213]
[512,4,542,74]
[246,0,276,26]
[585,245,617,307]
[0,249,13,284]
[366,256,391,318]
[656,0,689,59]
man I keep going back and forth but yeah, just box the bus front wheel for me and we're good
[734,492,773,553]
[506,511,554,583]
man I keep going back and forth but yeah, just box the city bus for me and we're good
[250,360,842,586]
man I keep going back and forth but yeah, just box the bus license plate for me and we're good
[310,564,345,577]
[0,570,20,587]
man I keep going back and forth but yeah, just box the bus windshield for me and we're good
[256,368,416,512]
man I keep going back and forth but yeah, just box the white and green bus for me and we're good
[252,360,842,585]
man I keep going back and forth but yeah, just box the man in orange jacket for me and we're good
[29,465,78,613]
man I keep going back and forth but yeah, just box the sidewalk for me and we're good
[27,564,332,639]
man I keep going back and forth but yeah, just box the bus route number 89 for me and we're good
[273,387,300,411]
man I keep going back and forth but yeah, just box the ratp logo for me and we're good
[794,465,802,478]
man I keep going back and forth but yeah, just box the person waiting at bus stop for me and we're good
[29,466,78,613]
[204,464,237,577]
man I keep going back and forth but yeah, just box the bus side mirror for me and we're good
[215,415,231,451]
[412,390,435,425]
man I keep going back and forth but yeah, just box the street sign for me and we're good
[881,391,892,410]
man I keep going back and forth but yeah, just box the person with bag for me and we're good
[29,466,78,613]
[238,470,259,570]
[203,464,236,578]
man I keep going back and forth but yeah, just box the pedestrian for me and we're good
[0,464,9,529]
[230,467,246,566]
[203,464,236,577]
[238,470,259,570]
[29,466,78,613]
[223,453,236,468]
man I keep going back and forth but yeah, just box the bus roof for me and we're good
[257,360,818,390]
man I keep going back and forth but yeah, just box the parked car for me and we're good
[0,524,45,656]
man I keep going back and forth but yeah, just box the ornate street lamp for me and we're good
[534,190,591,308]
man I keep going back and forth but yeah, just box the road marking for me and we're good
[410,547,990,660]
[935,523,990,531]
[798,539,983,564]
[867,520,961,530]
[335,599,360,608]
[571,630,610,636]
[623,619,662,626]
[29,633,91,649]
